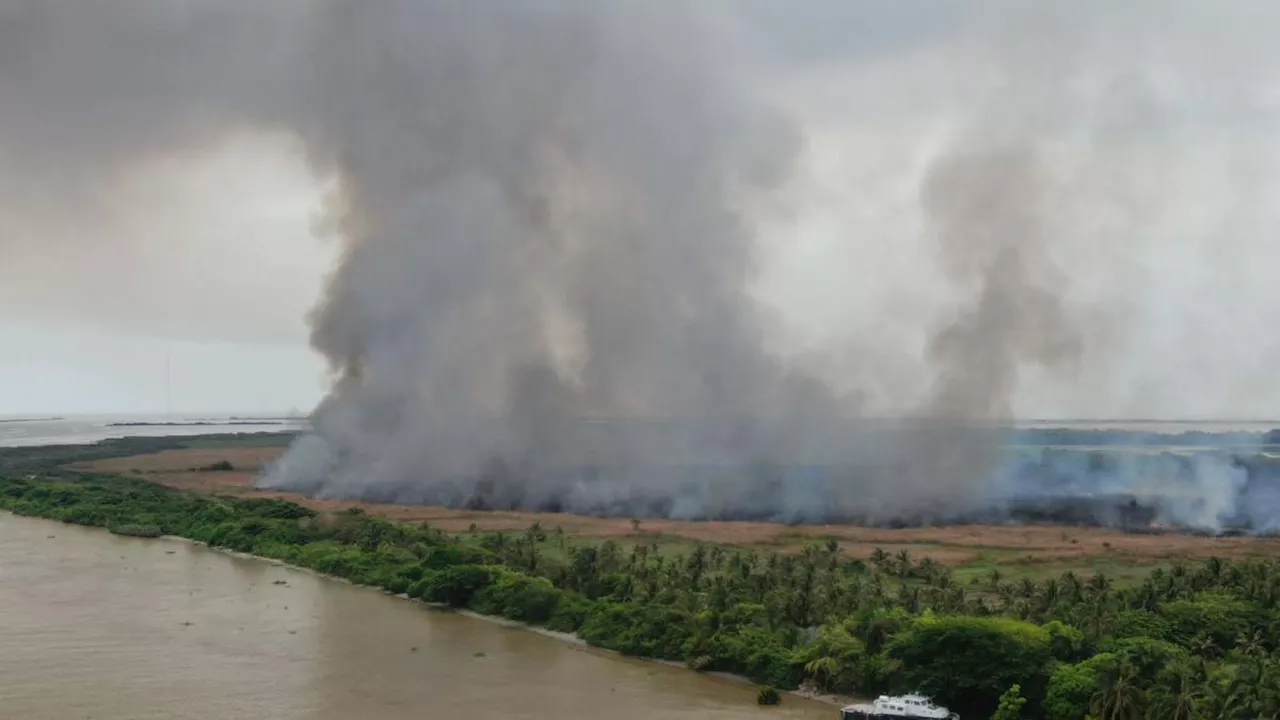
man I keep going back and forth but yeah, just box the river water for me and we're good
[0,415,309,448]
[0,513,831,719]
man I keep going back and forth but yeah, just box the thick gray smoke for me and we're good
[263,0,862,518]
[923,146,1080,420]
[5,1,1280,531]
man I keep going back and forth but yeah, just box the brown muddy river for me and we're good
[0,513,832,719]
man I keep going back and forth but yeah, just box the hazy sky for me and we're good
[0,133,335,414]
[3,1,1280,418]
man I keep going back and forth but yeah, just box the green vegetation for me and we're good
[108,523,163,538]
[197,460,236,472]
[3,461,1280,718]
[992,684,1028,720]
[0,432,295,476]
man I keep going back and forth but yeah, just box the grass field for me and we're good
[72,442,1280,588]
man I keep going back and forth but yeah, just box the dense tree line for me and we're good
[3,471,1280,719]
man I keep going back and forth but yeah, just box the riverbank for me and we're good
[148,524,857,709]
[0,512,833,720]
[7,445,1280,719]
[0,472,841,701]
[2,504,850,711]
[450,609,860,708]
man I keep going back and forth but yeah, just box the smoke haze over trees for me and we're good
[4,1,1280,525]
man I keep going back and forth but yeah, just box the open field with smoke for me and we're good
[59,426,1280,536]
[72,435,1280,558]
[264,426,1280,534]
[7,2,1280,533]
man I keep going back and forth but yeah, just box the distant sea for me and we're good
[1014,419,1280,434]
[0,415,1274,451]
[0,414,310,448]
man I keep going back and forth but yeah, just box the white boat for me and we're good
[840,694,958,720]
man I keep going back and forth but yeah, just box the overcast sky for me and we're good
[0,132,335,414]
[3,1,1280,418]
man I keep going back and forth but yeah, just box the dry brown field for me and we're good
[75,445,1280,584]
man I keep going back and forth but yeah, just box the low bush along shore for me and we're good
[4,471,1280,719]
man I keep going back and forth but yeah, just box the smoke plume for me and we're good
[258,0,838,514]
[5,1,1280,531]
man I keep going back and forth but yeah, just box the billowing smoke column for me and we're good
[5,1,1280,533]
[260,0,856,517]
[213,2,1280,532]
[257,0,1070,524]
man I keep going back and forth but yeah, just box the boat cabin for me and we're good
[840,694,958,720]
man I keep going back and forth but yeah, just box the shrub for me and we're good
[1043,654,1115,720]
[198,460,235,472]
[991,684,1027,720]
[887,615,1052,718]
[469,571,562,624]
[1109,610,1174,644]
[1043,620,1088,663]
[579,603,692,661]
[1161,590,1257,650]
[108,524,162,538]
[705,626,802,689]
[546,593,595,633]
[422,565,495,607]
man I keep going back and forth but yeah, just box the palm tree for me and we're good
[1205,556,1223,583]
[1011,598,1032,621]
[898,583,920,613]
[526,521,544,542]
[917,556,939,583]
[1018,577,1038,598]
[1087,571,1112,598]
[1131,582,1158,612]
[1251,663,1280,719]
[1042,577,1061,608]
[1237,629,1267,658]
[870,548,890,572]
[1061,570,1083,604]
[894,549,913,578]
[998,582,1017,607]
[709,545,725,570]
[1146,668,1196,720]
[803,656,840,690]
[1085,595,1113,641]
[1091,662,1144,720]
[1189,633,1220,660]
[934,571,953,591]
[686,544,708,589]
[1195,674,1250,720]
